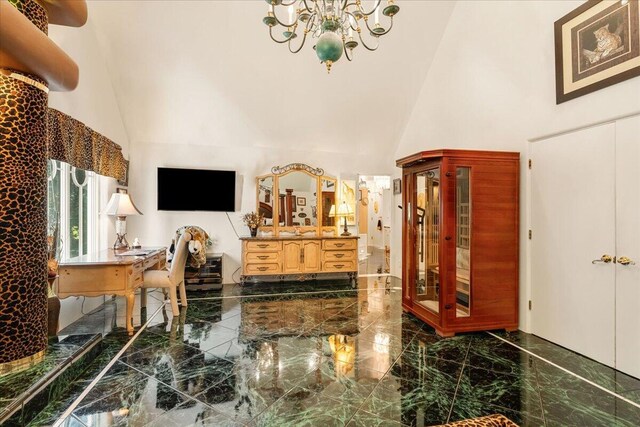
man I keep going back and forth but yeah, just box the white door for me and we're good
[530,123,617,367]
[615,116,640,379]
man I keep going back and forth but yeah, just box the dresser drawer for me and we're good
[322,239,357,250]
[133,260,144,274]
[322,260,357,272]
[143,254,159,270]
[322,250,356,262]
[132,271,143,286]
[246,241,281,251]
[245,252,280,263]
[245,263,280,274]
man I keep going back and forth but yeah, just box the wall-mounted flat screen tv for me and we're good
[157,167,236,212]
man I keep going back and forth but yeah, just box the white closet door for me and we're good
[615,115,640,379]
[530,123,616,367]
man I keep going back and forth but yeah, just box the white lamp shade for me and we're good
[337,202,352,216]
[104,193,143,216]
[329,204,336,217]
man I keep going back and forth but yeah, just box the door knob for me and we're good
[618,256,636,266]
[592,254,614,264]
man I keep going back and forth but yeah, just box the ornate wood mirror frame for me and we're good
[256,163,337,237]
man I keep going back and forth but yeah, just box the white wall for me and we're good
[127,143,390,284]
[48,20,131,329]
[390,1,640,332]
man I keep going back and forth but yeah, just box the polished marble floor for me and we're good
[25,250,640,427]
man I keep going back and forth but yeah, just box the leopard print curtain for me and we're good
[47,108,128,182]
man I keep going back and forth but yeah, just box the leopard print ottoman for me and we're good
[0,71,49,365]
[436,414,519,427]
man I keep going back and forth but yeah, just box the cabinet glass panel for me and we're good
[415,168,440,314]
[456,167,471,318]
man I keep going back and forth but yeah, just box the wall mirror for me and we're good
[256,163,337,236]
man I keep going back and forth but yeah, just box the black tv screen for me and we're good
[157,167,236,212]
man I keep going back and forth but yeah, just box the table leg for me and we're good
[140,288,147,309]
[126,292,135,335]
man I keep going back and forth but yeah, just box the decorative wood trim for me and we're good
[271,163,324,176]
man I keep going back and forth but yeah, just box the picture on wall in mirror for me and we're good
[298,197,306,206]
[555,0,640,104]
[393,178,402,195]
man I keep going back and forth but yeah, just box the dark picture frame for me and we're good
[554,0,640,104]
[393,178,402,195]
[297,197,306,206]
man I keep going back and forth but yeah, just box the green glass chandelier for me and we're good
[263,0,400,73]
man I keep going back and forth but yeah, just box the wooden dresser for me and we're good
[240,236,358,284]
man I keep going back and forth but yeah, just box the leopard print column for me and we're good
[0,0,49,366]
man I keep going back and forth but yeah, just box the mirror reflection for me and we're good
[278,171,318,227]
[320,178,336,227]
[258,176,274,226]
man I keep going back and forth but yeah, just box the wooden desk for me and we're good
[58,247,167,334]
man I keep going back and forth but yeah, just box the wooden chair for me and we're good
[142,231,191,316]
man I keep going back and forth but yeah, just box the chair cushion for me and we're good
[142,269,171,288]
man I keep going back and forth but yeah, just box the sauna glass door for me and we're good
[415,168,440,314]
[455,167,471,318]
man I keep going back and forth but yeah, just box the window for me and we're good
[47,160,98,259]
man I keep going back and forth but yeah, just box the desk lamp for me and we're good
[104,190,142,250]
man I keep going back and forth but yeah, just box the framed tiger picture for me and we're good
[555,0,640,104]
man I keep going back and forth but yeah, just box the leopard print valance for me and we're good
[47,108,127,182]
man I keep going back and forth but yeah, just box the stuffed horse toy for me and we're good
[167,225,209,268]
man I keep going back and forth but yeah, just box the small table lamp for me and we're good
[330,202,353,236]
[104,190,142,250]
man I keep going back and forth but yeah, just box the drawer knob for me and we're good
[257,266,269,271]
[257,244,269,248]
[334,264,344,269]
[257,255,269,260]
[335,243,345,247]
[334,253,344,258]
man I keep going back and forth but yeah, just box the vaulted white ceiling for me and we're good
[87,1,455,155]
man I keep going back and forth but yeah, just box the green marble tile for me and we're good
[536,360,640,427]
[194,374,284,423]
[496,331,640,397]
[401,333,471,365]
[455,365,543,419]
[146,319,239,353]
[118,341,214,377]
[72,376,195,426]
[251,386,360,427]
[146,401,240,426]
[466,335,533,375]
[346,409,407,427]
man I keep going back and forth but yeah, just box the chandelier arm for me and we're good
[363,15,393,36]
[271,9,304,28]
[269,26,296,44]
[357,0,382,17]
[344,11,359,30]
[358,31,379,51]
[288,30,309,54]
[302,0,314,12]
[344,44,354,62]
[282,0,298,5]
